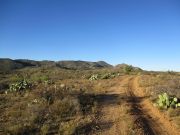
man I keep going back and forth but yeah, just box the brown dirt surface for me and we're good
[129,76,180,135]
[91,76,180,135]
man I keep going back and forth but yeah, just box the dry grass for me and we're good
[0,67,179,134]
[0,67,122,135]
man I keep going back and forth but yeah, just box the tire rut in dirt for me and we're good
[127,79,156,135]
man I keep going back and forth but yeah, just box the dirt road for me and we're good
[93,76,179,135]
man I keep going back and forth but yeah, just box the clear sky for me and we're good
[0,0,180,71]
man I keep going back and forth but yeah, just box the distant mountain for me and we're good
[56,60,113,70]
[0,58,113,72]
[0,58,34,72]
[96,61,113,67]
[15,59,56,67]
[115,63,142,71]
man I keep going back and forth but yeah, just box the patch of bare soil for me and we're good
[91,76,179,135]
[91,77,132,135]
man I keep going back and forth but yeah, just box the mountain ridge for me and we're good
[0,58,113,71]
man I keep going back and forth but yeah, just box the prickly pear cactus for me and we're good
[89,74,99,81]
[156,93,180,109]
[7,80,31,93]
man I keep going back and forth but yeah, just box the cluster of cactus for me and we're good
[7,80,31,93]
[156,93,180,109]
[101,73,117,79]
[89,73,120,81]
[89,74,99,81]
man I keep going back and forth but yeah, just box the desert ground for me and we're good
[0,59,179,135]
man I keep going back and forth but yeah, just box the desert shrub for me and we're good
[167,70,176,75]
[34,85,73,105]
[58,120,81,135]
[101,73,116,79]
[78,93,97,115]
[123,65,133,74]
[168,108,180,117]
[3,99,41,135]
[139,75,180,98]
[50,98,79,120]
[30,73,53,85]
[8,74,24,82]
[167,78,180,89]
[40,124,50,135]
[6,123,36,135]
[101,73,111,79]
[40,75,52,85]
[155,93,180,109]
[6,124,23,135]
[42,90,54,105]
[0,83,9,92]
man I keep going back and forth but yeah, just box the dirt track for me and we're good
[92,76,179,135]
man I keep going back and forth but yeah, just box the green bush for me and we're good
[40,124,50,135]
[124,65,133,74]
[156,93,180,109]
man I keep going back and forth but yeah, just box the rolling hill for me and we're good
[0,58,113,72]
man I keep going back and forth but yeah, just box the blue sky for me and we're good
[0,0,180,71]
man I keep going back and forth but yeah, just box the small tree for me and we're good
[124,65,133,74]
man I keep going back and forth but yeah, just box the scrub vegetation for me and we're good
[0,59,179,135]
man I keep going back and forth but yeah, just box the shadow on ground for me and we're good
[77,92,127,114]
[74,92,127,134]
[126,91,156,135]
